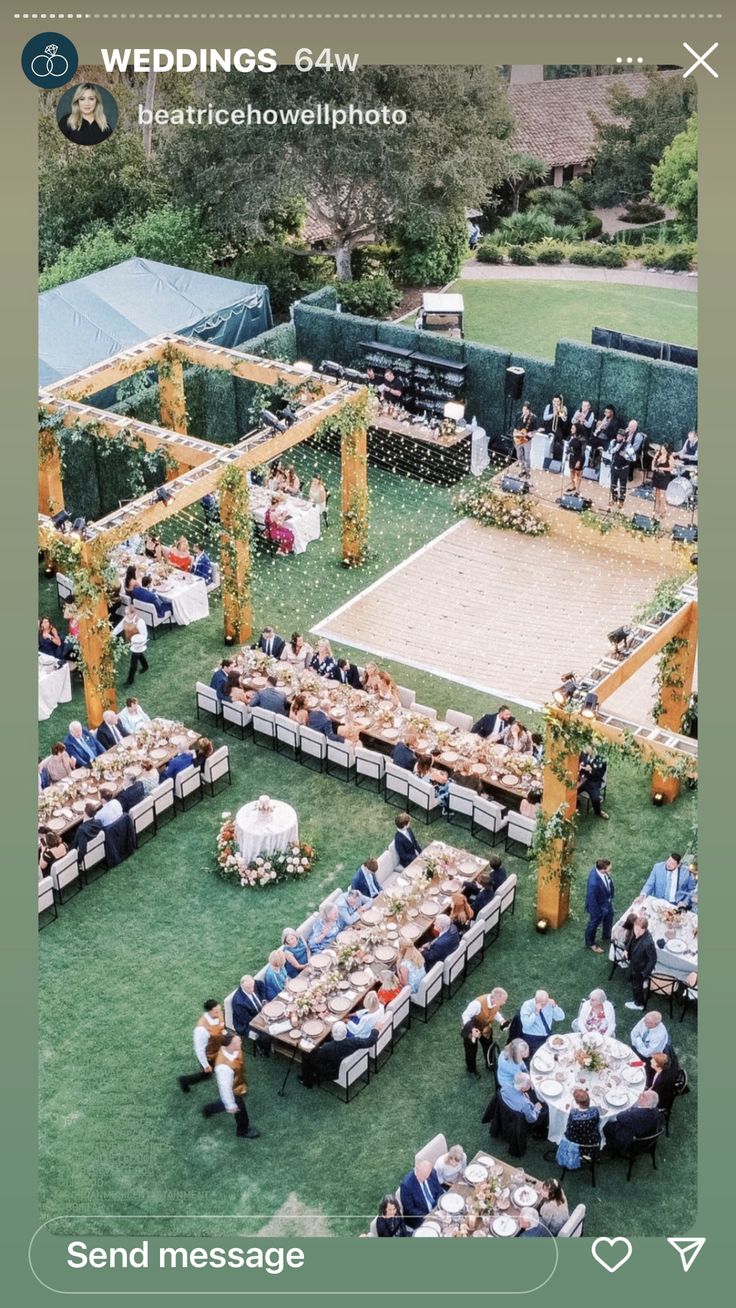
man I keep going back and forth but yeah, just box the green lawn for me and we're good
[38,447,697,1239]
[447,278,698,360]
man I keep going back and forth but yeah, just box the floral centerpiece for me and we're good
[215,815,317,889]
[385,892,407,918]
[465,1175,501,1219]
[575,1040,608,1075]
[453,481,549,537]
[337,940,362,970]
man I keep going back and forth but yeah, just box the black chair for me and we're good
[678,979,698,1022]
[559,1145,600,1188]
[623,1123,665,1182]
[607,938,629,981]
[665,1067,689,1136]
[482,1093,528,1158]
[644,972,677,1019]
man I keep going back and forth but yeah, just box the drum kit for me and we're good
[665,459,698,514]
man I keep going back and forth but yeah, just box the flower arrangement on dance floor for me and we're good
[453,481,548,536]
[215,813,317,888]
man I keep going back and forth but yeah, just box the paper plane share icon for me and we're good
[667,1238,706,1272]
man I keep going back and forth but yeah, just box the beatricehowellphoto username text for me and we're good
[138,103,409,129]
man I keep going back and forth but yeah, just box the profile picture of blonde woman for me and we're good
[57,82,117,146]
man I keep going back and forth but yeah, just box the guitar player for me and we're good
[512,401,539,471]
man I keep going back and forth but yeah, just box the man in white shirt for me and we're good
[96,786,123,828]
[202,1029,260,1139]
[461,987,508,1077]
[179,1000,225,1093]
[112,605,149,687]
[519,990,565,1054]
[630,1011,669,1062]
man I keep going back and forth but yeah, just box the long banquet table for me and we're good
[249,840,488,1061]
[416,1151,545,1238]
[610,895,698,983]
[110,549,209,627]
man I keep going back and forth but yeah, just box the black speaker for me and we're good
[631,514,657,533]
[505,366,525,400]
[501,474,530,494]
[672,524,698,543]
[557,494,591,512]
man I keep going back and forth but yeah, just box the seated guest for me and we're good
[307,905,340,953]
[394,812,422,867]
[487,854,509,896]
[289,694,309,726]
[501,1072,545,1129]
[683,862,698,913]
[335,887,369,928]
[193,738,214,772]
[265,497,295,555]
[574,988,616,1038]
[421,914,460,969]
[280,632,313,669]
[624,915,658,1010]
[118,770,145,813]
[97,786,123,828]
[267,461,286,493]
[283,465,301,495]
[138,758,160,796]
[471,705,514,741]
[561,1087,601,1154]
[310,638,337,679]
[257,627,286,660]
[347,990,385,1038]
[309,474,328,510]
[351,858,381,898]
[377,669,400,705]
[225,670,250,704]
[496,1038,530,1092]
[676,429,699,468]
[332,657,361,688]
[530,732,544,763]
[210,658,235,702]
[167,536,192,571]
[504,721,532,754]
[38,616,69,660]
[123,565,138,598]
[519,1208,551,1238]
[231,974,270,1057]
[414,754,450,813]
[391,739,417,772]
[647,1052,679,1115]
[72,802,103,856]
[281,928,310,976]
[64,719,105,767]
[375,1195,411,1238]
[300,1020,377,1088]
[38,829,68,876]
[519,990,565,1054]
[161,750,195,782]
[249,675,288,714]
[40,742,76,784]
[578,750,609,821]
[603,1089,661,1155]
[397,944,425,996]
[95,710,130,751]
[449,890,474,933]
[399,1159,443,1230]
[361,662,382,695]
[520,786,542,819]
[630,1011,669,1061]
[144,533,164,560]
[262,950,288,1000]
[306,706,341,741]
[118,696,151,735]
[640,852,695,904]
[131,574,174,618]
[376,970,402,1007]
[435,1145,468,1188]
[190,543,213,584]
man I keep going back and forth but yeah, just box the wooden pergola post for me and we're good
[341,417,369,567]
[158,354,188,481]
[536,716,580,929]
[39,433,64,517]
[651,603,698,804]
[77,542,117,725]
[219,476,253,645]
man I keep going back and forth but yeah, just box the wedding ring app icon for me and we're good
[22,31,78,90]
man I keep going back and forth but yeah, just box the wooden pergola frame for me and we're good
[38,334,369,725]
[538,580,698,928]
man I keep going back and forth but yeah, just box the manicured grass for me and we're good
[38,447,697,1239]
[447,279,698,360]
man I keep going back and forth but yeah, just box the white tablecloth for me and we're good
[156,572,209,627]
[38,658,72,721]
[610,896,698,982]
[235,799,299,864]
[470,425,489,476]
[250,488,322,555]
[530,1033,646,1145]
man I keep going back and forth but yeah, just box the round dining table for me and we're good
[529,1031,647,1145]
[235,799,299,864]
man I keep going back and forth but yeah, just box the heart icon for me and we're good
[591,1237,633,1273]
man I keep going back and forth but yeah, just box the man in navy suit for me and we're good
[640,852,696,904]
[257,627,285,660]
[131,575,174,618]
[250,676,288,715]
[299,1021,377,1087]
[399,1160,443,1229]
[331,658,361,688]
[422,915,460,970]
[584,857,615,953]
[118,772,145,813]
[391,741,416,771]
[231,974,271,1057]
[190,543,214,585]
[471,705,514,740]
[351,859,381,898]
[210,659,235,702]
[95,710,130,752]
[603,1089,661,1154]
[394,812,422,867]
[161,751,195,782]
[64,720,105,768]
[72,802,103,857]
[306,708,341,741]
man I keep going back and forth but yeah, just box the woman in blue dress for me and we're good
[263,949,288,1000]
[282,928,310,977]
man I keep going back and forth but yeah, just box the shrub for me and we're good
[352,242,400,280]
[533,241,566,264]
[39,224,135,291]
[526,184,588,231]
[568,243,601,266]
[496,210,559,245]
[642,244,695,272]
[595,244,628,268]
[476,239,505,264]
[391,211,468,286]
[620,201,666,225]
[129,205,214,271]
[336,272,400,318]
[584,213,603,239]
[508,245,536,266]
[230,246,333,316]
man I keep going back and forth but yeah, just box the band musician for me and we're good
[543,395,569,464]
[512,401,538,471]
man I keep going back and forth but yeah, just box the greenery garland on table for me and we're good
[215,814,317,888]
[217,465,254,623]
[453,480,549,537]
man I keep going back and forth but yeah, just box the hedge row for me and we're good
[59,431,167,521]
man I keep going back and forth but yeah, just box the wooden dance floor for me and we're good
[313,518,671,712]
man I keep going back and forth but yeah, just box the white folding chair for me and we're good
[504,811,535,859]
[319,887,342,913]
[385,985,411,1043]
[80,829,106,883]
[412,703,437,721]
[152,777,175,827]
[355,744,385,793]
[56,571,73,604]
[50,848,81,904]
[368,1217,379,1237]
[38,875,58,926]
[174,763,202,811]
[375,849,396,887]
[557,1204,586,1237]
[497,872,518,921]
[224,988,236,1028]
[326,737,356,782]
[206,562,221,593]
[384,760,410,808]
[251,706,277,749]
[195,680,222,724]
[221,698,252,739]
[369,1014,394,1073]
[388,839,402,872]
[129,794,156,844]
[447,779,476,827]
[445,709,473,732]
[478,896,502,948]
[410,960,443,1023]
[463,918,486,973]
[275,716,300,760]
[133,597,172,637]
[471,794,508,846]
[203,745,232,796]
[414,1133,448,1170]
[299,724,327,772]
[330,1047,370,1103]
[443,938,467,998]
[407,776,442,825]
[397,685,416,709]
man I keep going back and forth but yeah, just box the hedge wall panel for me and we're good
[377,322,419,355]
[599,349,651,432]
[183,369,207,440]
[293,304,338,368]
[301,286,339,310]
[59,433,101,521]
[554,339,605,416]
[240,321,298,362]
[463,342,511,439]
[510,352,555,421]
[203,370,239,445]
[415,331,464,363]
[333,311,379,368]
[644,359,697,448]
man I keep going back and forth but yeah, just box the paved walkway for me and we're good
[458,261,698,293]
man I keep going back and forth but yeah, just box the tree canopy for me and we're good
[589,73,697,207]
[651,113,698,235]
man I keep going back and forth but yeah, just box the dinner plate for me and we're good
[400,924,422,941]
[336,929,359,946]
[328,996,352,1014]
[362,909,383,926]
[72,800,86,813]
[420,899,441,916]
[262,1000,287,1020]
[149,748,168,760]
[477,1155,496,1168]
[440,879,460,893]
[459,860,479,875]
[471,762,486,775]
[46,817,66,832]
[383,728,399,740]
[464,1164,488,1185]
[533,1055,554,1075]
[302,1020,325,1038]
[285,976,309,994]
[349,971,371,987]
[251,676,268,687]
[622,1065,645,1085]
[374,945,397,963]
[606,1089,629,1108]
[439,1192,465,1215]
[548,1035,567,1050]
[415,738,430,751]
[354,716,371,727]
[539,1078,563,1097]
[310,952,335,970]
[439,751,460,764]
[413,1225,440,1237]
[501,774,520,787]
[513,1186,538,1208]
[492,1215,518,1238]
[127,764,143,777]
[331,707,346,719]
[666,938,688,954]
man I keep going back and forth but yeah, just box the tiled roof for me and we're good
[507,71,681,168]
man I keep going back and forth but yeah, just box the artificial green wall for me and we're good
[59,432,167,521]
